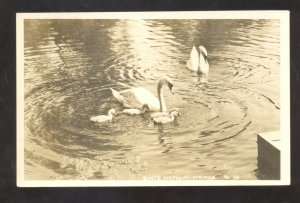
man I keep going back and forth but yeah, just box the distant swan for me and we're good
[110,76,174,112]
[123,104,150,115]
[153,109,180,124]
[186,45,209,75]
[90,108,116,123]
[150,108,180,119]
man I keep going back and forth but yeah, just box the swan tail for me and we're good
[110,88,120,98]
[110,88,124,104]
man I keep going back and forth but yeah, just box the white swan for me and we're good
[153,109,180,124]
[90,108,116,123]
[186,45,209,75]
[122,104,150,115]
[110,76,174,112]
[150,108,180,119]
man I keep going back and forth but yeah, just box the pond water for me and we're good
[23,19,280,180]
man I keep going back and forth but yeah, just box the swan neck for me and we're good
[198,53,208,74]
[108,111,113,118]
[157,80,166,112]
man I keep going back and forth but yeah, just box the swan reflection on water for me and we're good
[197,74,209,84]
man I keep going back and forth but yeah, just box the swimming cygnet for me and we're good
[90,108,116,123]
[153,109,180,124]
[122,104,150,115]
[150,108,180,119]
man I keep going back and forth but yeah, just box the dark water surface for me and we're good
[24,19,280,180]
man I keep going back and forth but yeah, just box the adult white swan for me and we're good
[186,45,209,75]
[110,76,174,112]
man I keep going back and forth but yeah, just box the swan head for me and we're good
[141,104,150,111]
[108,108,116,116]
[199,46,208,63]
[160,76,174,94]
[170,109,180,117]
[169,108,180,116]
[170,107,179,112]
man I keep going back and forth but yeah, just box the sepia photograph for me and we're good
[16,11,290,186]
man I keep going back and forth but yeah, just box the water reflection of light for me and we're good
[127,20,155,56]
[117,20,160,66]
[109,19,179,73]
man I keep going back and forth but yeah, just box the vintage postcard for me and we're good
[17,11,290,187]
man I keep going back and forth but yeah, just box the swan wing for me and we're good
[187,46,199,72]
[118,87,160,111]
[111,88,126,106]
[111,88,145,108]
[117,89,140,108]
